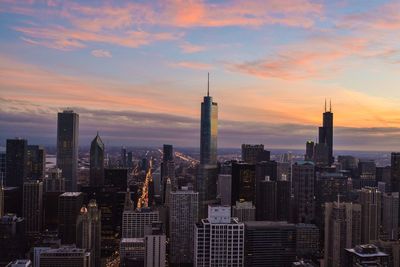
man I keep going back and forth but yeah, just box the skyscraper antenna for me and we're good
[207,72,210,97]
[324,98,327,112]
[330,99,332,112]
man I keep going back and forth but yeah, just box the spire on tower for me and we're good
[329,99,332,112]
[324,98,327,112]
[207,72,210,97]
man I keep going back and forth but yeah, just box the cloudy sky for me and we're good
[1,0,400,150]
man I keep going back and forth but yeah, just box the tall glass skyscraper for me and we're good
[90,133,104,187]
[200,74,218,165]
[198,74,218,219]
[57,110,79,191]
[318,100,333,165]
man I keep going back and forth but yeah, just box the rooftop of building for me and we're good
[244,221,296,228]
[345,244,388,258]
[120,238,145,243]
[60,192,82,197]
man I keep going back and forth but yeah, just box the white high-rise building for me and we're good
[169,188,198,265]
[122,208,159,238]
[194,205,244,267]
[144,222,166,267]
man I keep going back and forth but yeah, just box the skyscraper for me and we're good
[318,100,334,165]
[22,180,43,234]
[305,140,314,161]
[161,144,175,192]
[200,73,218,165]
[360,187,381,243]
[244,221,297,267]
[6,138,28,187]
[27,145,45,180]
[0,180,3,218]
[381,192,399,240]
[144,222,166,267]
[122,208,159,238]
[0,147,5,186]
[241,144,270,164]
[194,206,244,267]
[324,201,361,267]
[57,110,79,191]
[89,133,105,187]
[169,188,198,265]
[231,162,256,206]
[292,161,315,223]
[58,192,84,244]
[76,199,101,267]
[39,246,91,267]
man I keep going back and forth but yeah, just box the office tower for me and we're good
[0,180,3,218]
[382,192,399,240]
[255,160,277,182]
[44,167,65,192]
[200,73,218,165]
[376,166,391,191]
[217,174,231,205]
[27,145,45,180]
[241,144,270,164]
[57,110,79,191]
[120,238,145,266]
[232,201,256,222]
[76,200,101,267]
[244,221,296,267]
[359,160,377,187]
[144,222,166,267]
[0,214,26,266]
[344,244,388,267]
[391,152,400,192]
[318,100,334,165]
[39,246,91,267]
[372,239,400,267]
[256,179,276,220]
[6,260,32,267]
[169,189,198,265]
[296,223,320,258]
[43,190,62,231]
[194,206,244,267]
[313,143,329,166]
[292,161,315,223]
[360,187,381,243]
[0,147,5,184]
[122,208,159,238]
[104,168,128,190]
[22,180,43,234]
[3,187,22,216]
[277,161,291,181]
[256,178,291,221]
[6,138,27,187]
[58,192,84,244]
[231,162,256,205]
[324,201,362,267]
[338,155,358,171]
[197,164,218,219]
[89,133,104,187]
[120,147,127,168]
[161,144,175,192]
[127,151,133,168]
[305,141,314,161]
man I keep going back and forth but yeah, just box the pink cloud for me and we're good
[91,49,112,58]
[179,41,206,53]
[170,61,213,70]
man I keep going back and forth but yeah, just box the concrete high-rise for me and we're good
[200,73,218,165]
[292,161,315,223]
[144,222,166,267]
[360,187,381,243]
[232,201,256,222]
[76,199,101,267]
[382,192,399,240]
[57,110,79,191]
[89,133,104,187]
[324,201,362,267]
[39,246,91,267]
[318,100,334,165]
[6,138,28,187]
[194,206,244,267]
[169,188,198,266]
[58,192,84,244]
[122,208,159,238]
[44,167,65,192]
[22,180,43,234]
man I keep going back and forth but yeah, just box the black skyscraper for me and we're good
[90,133,105,187]
[6,139,28,187]
[57,110,79,191]
[318,100,334,165]
[231,162,256,206]
[58,192,84,244]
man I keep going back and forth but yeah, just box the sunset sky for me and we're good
[1,0,400,151]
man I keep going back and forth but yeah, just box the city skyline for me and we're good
[1,1,400,150]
